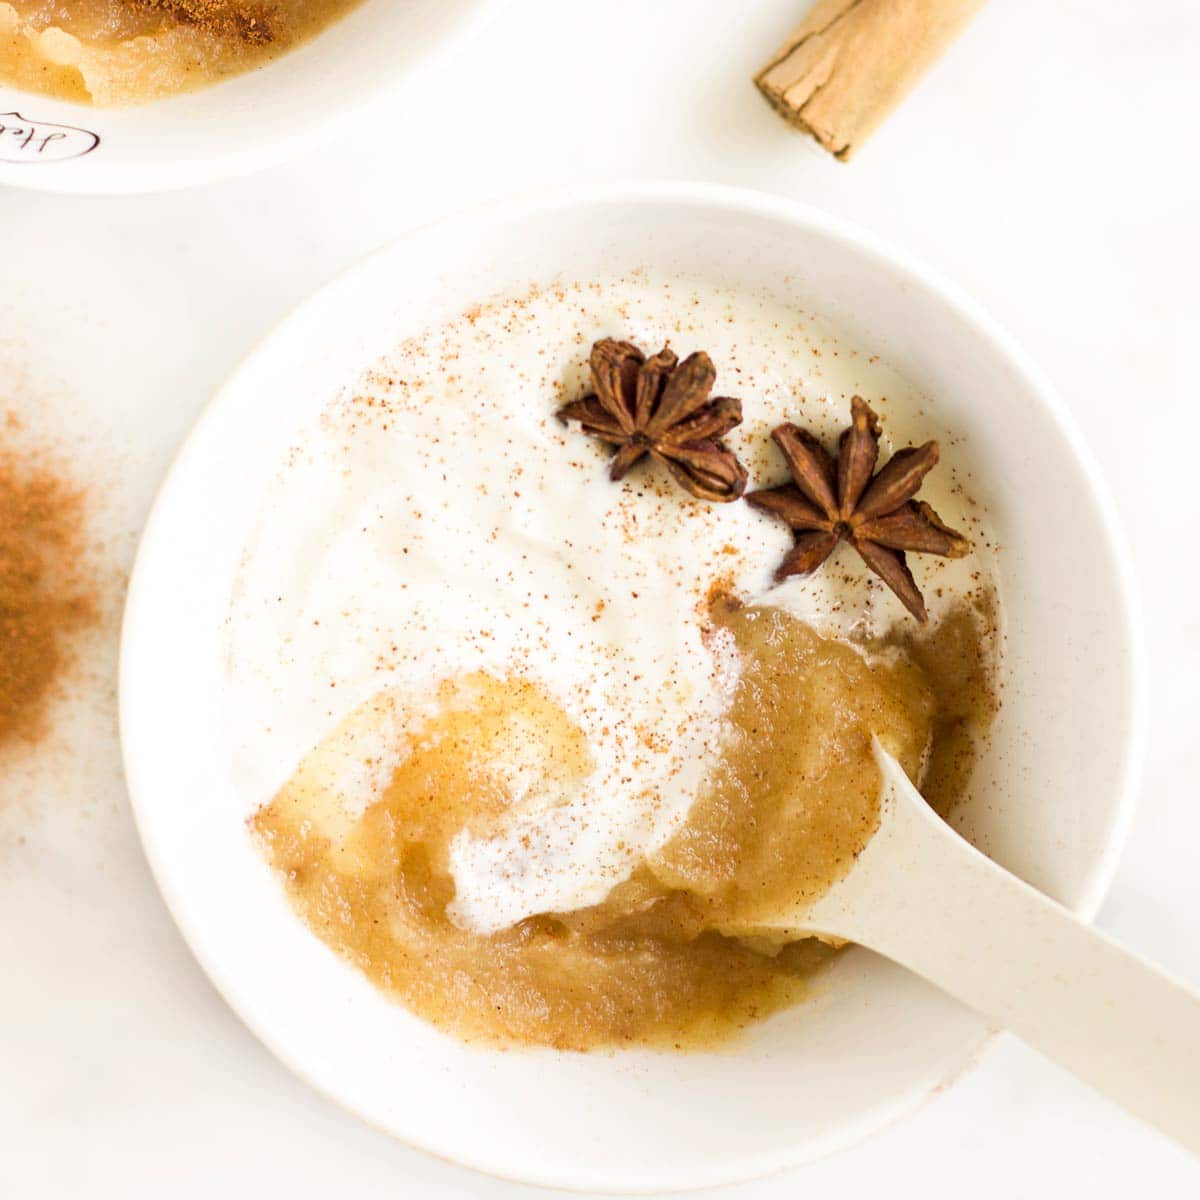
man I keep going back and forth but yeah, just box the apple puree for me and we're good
[0,0,362,105]
[252,600,995,1050]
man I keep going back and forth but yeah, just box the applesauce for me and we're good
[251,597,996,1050]
[0,0,362,105]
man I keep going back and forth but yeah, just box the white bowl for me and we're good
[119,183,1147,1192]
[0,0,500,193]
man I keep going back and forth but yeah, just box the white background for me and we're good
[2,0,1198,1195]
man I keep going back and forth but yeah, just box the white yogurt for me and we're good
[226,274,998,933]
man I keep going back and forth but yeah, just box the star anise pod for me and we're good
[556,338,748,503]
[746,397,969,622]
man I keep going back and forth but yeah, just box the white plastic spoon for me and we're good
[759,741,1200,1154]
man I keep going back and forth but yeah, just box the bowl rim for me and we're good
[0,0,507,195]
[119,180,1150,1192]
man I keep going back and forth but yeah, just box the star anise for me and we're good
[746,397,969,622]
[556,338,749,502]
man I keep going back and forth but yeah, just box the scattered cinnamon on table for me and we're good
[0,422,99,753]
[754,0,987,160]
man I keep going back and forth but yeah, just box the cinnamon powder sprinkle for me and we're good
[133,0,277,43]
[0,445,98,751]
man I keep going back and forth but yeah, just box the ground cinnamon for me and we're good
[133,0,277,43]
[0,436,98,751]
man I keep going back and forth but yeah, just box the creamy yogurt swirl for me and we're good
[226,274,995,933]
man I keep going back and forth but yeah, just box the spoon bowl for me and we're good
[750,741,1200,1155]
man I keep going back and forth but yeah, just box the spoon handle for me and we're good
[813,749,1200,1154]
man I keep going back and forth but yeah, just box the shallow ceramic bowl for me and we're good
[0,0,499,193]
[119,184,1147,1192]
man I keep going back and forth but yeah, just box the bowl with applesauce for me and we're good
[120,184,1146,1191]
[0,0,501,192]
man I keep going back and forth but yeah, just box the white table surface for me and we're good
[2,0,1198,1194]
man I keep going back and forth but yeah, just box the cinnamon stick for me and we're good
[754,0,986,160]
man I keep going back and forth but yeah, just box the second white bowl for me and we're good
[0,0,501,193]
